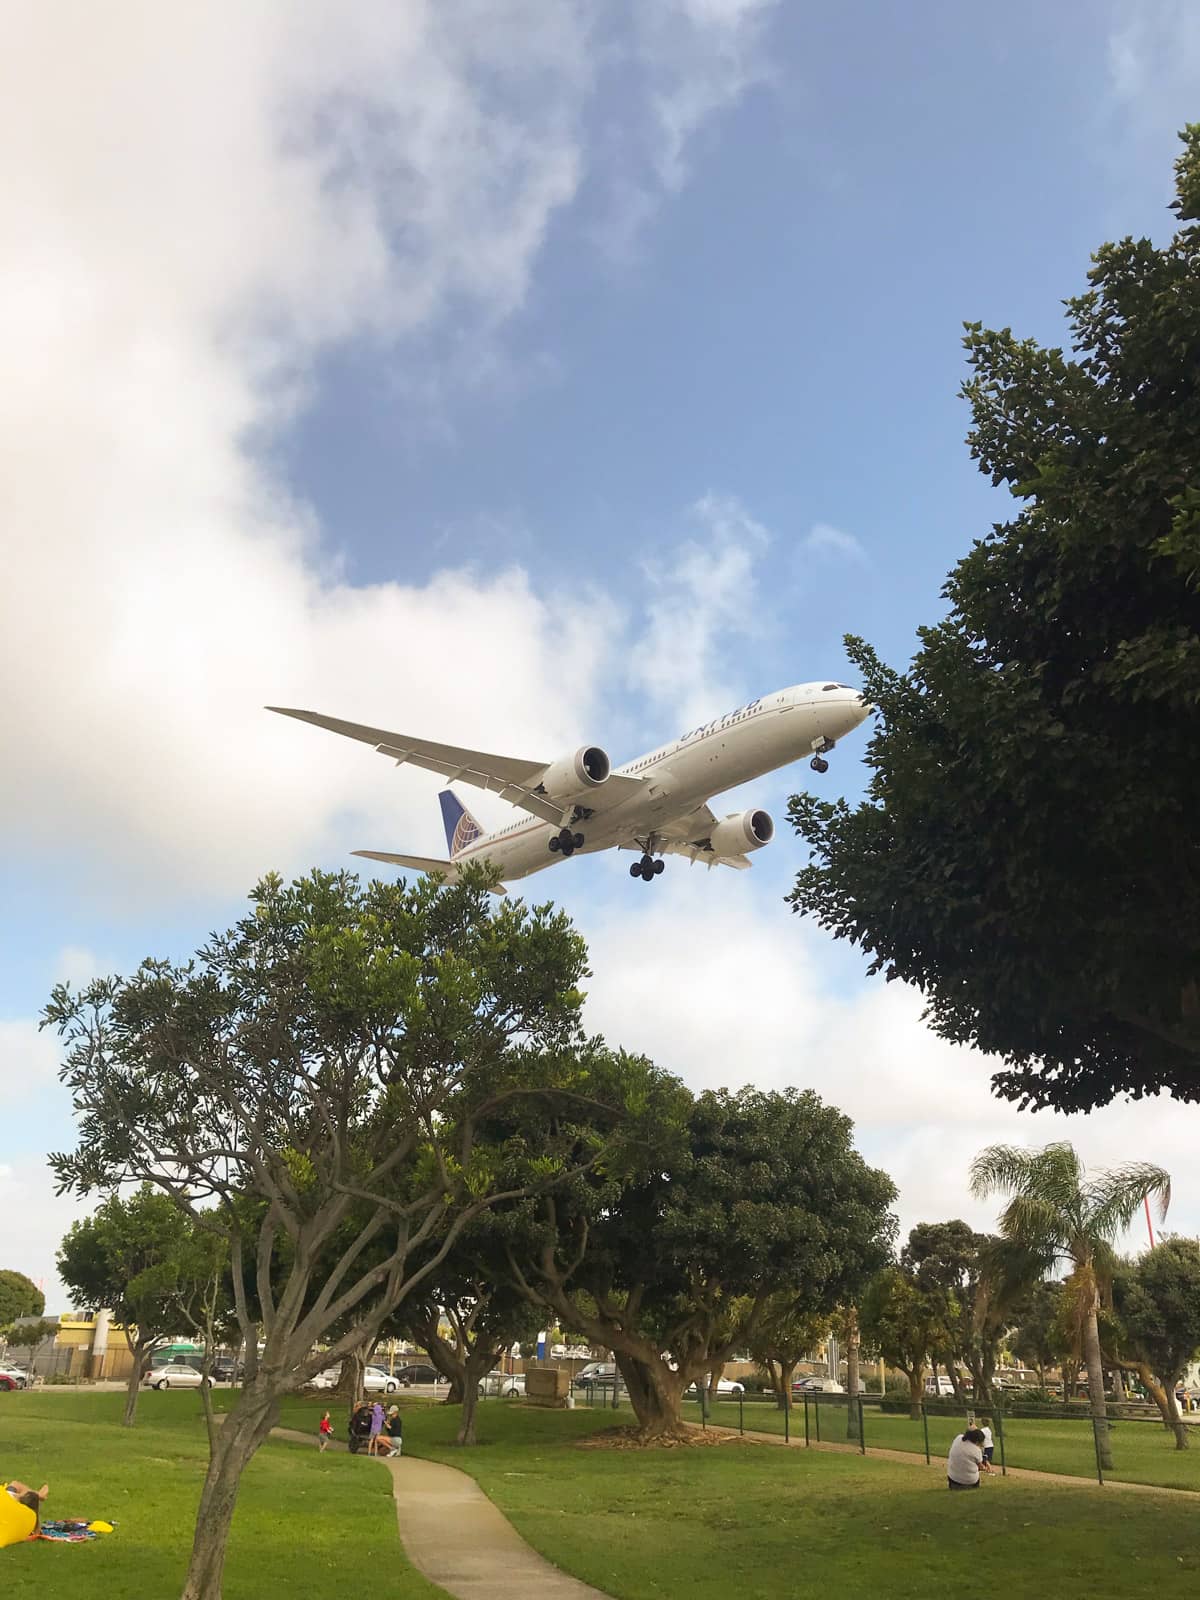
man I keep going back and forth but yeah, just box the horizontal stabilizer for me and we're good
[351,850,506,894]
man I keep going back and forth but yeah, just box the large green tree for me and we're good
[0,1270,44,1327]
[789,127,1200,1115]
[1112,1239,1200,1450]
[505,1086,896,1440]
[859,1265,949,1420]
[969,1141,1169,1469]
[57,1187,221,1427]
[1009,1279,1065,1394]
[45,866,637,1600]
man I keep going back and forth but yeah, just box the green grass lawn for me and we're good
[0,1388,445,1598]
[5,1388,1200,1600]
[681,1396,1200,1492]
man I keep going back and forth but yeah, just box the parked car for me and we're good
[688,1377,745,1397]
[792,1377,844,1394]
[479,1371,525,1398]
[309,1369,339,1390]
[0,1375,18,1392]
[363,1365,401,1394]
[925,1376,955,1397]
[209,1356,241,1383]
[145,1362,210,1390]
[392,1363,441,1388]
[573,1362,618,1391]
[0,1366,29,1389]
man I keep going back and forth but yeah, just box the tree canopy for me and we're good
[789,126,1200,1115]
[44,865,643,1600]
[1112,1238,1200,1449]
[0,1269,43,1326]
[504,1085,896,1437]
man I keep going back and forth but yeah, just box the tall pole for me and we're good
[1144,1195,1156,1250]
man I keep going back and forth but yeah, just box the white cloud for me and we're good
[626,493,770,730]
[581,874,1200,1252]
[0,1021,60,1106]
[0,1159,90,1315]
[0,5,778,905]
[805,521,868,564]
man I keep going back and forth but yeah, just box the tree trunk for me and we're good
[845,1317,861,1442]
[179,1384,279,1600]
[123,1344,146,1428]
[1164,1384,1190,1451]
[456,1382,480,1446]
[1111,1367,1127,1402]
[948,1364,966,1405]
[612,1352,690,1440]
[776,1358,796,1410]
[1081,1302,1112,1470]
[907,1368,923,1422]
[334,1340,368,1401]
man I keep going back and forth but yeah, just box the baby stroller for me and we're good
[347,1401,375,1454]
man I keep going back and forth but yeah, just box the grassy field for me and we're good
[0,1388,444,1599]
[5,1388,1200,1600]
[678,1396,1200,1491]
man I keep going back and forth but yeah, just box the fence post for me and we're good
[701,1385,708,1430]
[815,1396,821,1443]
[859,1395,866,1455]
[995,1407,1007,1477]
[922,1403,931,1465]
[804,1395,810,1448]
[1091,1415,1104,1486]
[739,1393,744,1435]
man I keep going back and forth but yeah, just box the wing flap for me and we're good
[270,706,643,822]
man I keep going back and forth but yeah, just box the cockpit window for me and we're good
[822,683,854,691]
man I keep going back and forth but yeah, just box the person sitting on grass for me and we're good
[5,1483,48,1523]
[946,1428,992,1491]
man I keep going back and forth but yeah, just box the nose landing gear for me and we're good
[810,736,835,775]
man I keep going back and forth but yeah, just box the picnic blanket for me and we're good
[34,1519,115,1543]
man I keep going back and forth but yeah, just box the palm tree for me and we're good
[969,1142,1169,1469]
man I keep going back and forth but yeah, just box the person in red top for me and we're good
[318,1411,333,1452]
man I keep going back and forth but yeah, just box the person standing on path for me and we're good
[318,1411,333,1452]
[978,1417,994,1467]
[368,1399,385,1455]
[946,1428,992,1491]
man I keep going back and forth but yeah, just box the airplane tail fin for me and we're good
[438,789,485,858]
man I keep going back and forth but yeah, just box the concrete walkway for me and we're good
[724,1423,1200,1498]
[270,1428,610,1599]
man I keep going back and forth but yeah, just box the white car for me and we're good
[689,1377,745,1397]
[308,1369,339,1389]
[146,1362,209,1390]
[479,1370,525,1398]
[0,1365,29,1389]
[362,1365,399,1395]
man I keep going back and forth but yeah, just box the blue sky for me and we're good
[2,1,1196,1306]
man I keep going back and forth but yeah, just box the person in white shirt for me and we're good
[946,1428,991,1490]
[978,1417,995,1466]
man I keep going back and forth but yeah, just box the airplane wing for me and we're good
[268,707,642,824]
[351,849,507,894]
[618,804,755,870]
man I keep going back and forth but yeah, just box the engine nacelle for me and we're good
[537,745,611,800]
[709,807,774,856]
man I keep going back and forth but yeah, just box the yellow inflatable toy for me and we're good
[0,1487,38,1548]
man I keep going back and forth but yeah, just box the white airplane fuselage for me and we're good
[454,682,867,881]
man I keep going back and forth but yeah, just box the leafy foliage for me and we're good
[0,1269,44,1326]
[789,127,1200,1114]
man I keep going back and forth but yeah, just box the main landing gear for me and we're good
[629,838,666,883]
[549,827,585,857]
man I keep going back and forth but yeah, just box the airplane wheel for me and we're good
[630,863,641,878]
[653,859,665,875]
[572,833,585,849]
[810,756,829,774]
[549,836,561,853]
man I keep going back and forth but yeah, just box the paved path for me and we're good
[270,1428,610,1600]
[723,1424,1200,1498]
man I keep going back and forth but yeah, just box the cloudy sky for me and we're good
[3,2,1197,1309]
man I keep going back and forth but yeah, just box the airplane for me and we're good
[267,681,870,890]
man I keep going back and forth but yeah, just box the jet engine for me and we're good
[708,808,774,856]
[537,746,611,800]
